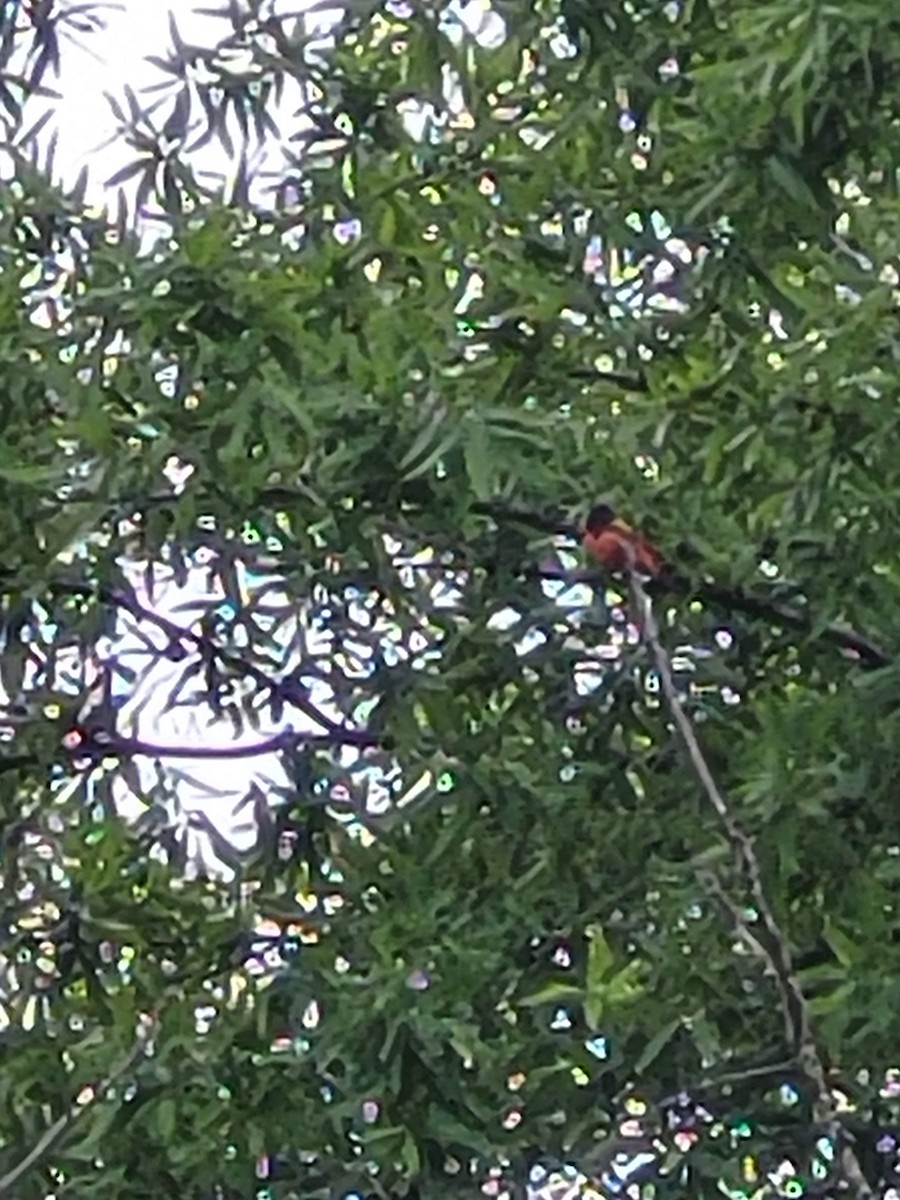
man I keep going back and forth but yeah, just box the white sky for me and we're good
[12,0,351,875]
[12,0,586,878]
[35,0,501,208]
[38,0,319,208]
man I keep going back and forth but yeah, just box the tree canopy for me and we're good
[1,1,900,1197]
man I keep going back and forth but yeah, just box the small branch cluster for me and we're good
[0,578,383,774]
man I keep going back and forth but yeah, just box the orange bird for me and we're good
[582,503,668,577]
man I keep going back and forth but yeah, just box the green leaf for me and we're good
[807,980,856,1016]
[766,155,822,211]
[822,918,857,968]
[0,461,61,484]
[155,1096,177,1141]
[518,982,584,1007]
[62,1099,121,1161]
[463,415,492,500]
[399,402,460,480]
[634,1016,683,1075]
[379,203,397,245]
[270,387,316,440]
[585,924,615,986]
[401,1130,421,1174]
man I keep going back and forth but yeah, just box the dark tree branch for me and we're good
[80,727,380,759]
[0,724,382,774]
[656,1058,800,1107]
[675,574,890,668]
[467,502,891,668]
[45,487,890,668]
[564,368,648,389]
[469,501,578,537]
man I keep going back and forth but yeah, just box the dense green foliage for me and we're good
[1,1,900,1196]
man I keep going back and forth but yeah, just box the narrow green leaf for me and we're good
[518,982,584,1007]
[398,401,449,471]
[634,1016,683,1075]
[379,203,397,245]
[822,918,857,968]
[766,155,821,211]
[463,415,491,499]
[585,924,614,987]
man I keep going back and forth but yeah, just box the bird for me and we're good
[582,503,668,577]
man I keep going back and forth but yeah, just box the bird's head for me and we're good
[585,503,617,534]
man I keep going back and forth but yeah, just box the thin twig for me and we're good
[657,1057,799,1107]
[85,728,380,758]
[396,500,891,668]
[0,1012,158,1195]
[628,568,874,1200]
[0,725,381,774]
[401,547,891,669]
[696,867,794,1048]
